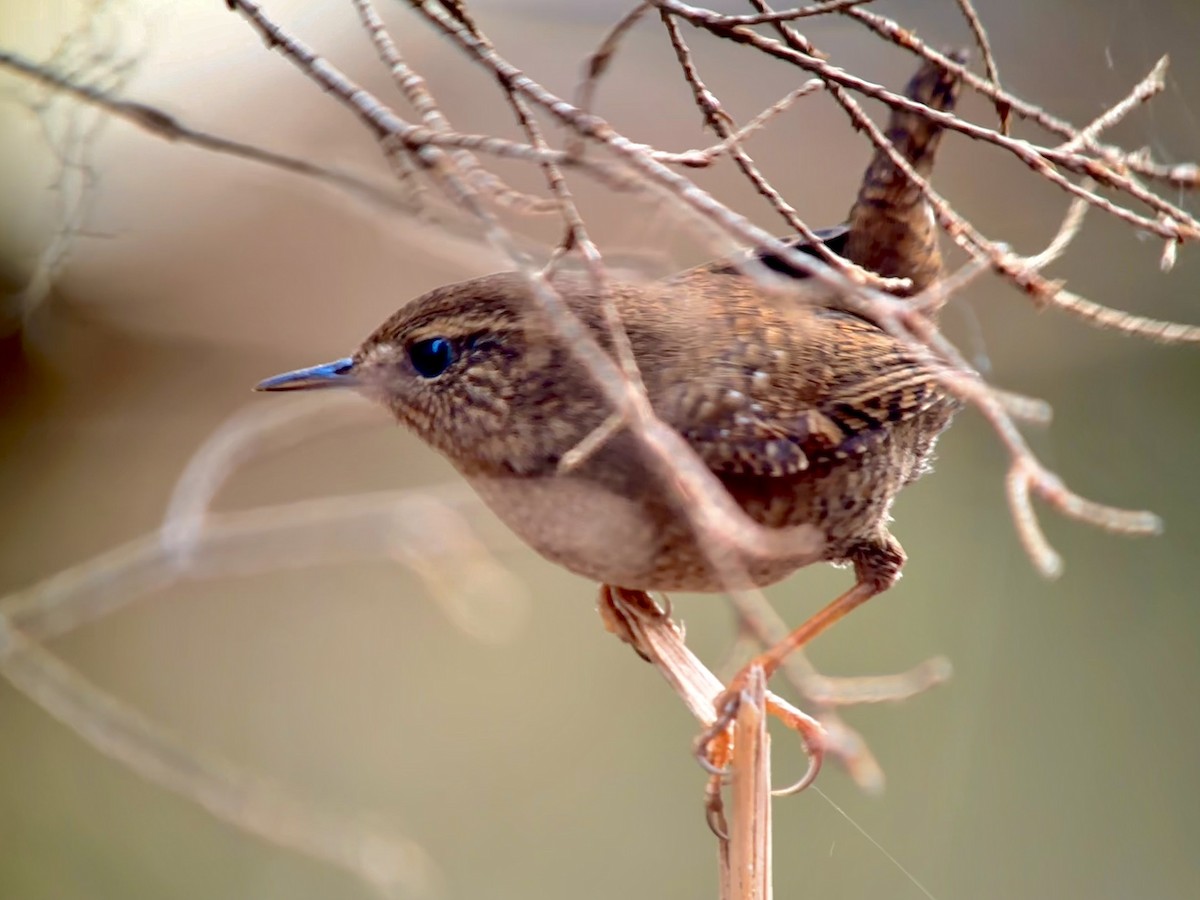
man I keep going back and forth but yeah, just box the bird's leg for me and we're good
[696,534,906,775]
[600,583,827,802]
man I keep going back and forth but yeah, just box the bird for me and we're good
[256,56,964,699]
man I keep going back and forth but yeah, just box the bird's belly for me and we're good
[465,472,665,588]
[462,409,950,592]
[465,471,829,593]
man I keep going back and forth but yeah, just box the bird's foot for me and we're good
[694,666,826,797]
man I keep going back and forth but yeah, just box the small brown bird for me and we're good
[258,58,963,685]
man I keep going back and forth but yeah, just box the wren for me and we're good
[258,58,963,679]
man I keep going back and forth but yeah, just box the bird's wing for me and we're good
[661,308,952,478]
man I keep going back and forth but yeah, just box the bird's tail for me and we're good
[843,52,966,296]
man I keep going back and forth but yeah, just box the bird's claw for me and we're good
[694,671,827,794]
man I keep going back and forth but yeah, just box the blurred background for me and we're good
[2,0,1198,897]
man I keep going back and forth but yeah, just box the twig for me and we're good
[690,0,873,29]
[574,1,651,150]
[1059,56,1168,153]
[952,0,1009,132]
[659,10,904,290]
[724,666,772,900]
[649,79,825,167]
[708,17,1200,343]
[0,628,438,900]
[658,2,1200,244]
[352,0,558,215]
[840,6,1197,190]
[600,587,817,868]
[0,393,529,893]
[0,49,425,216]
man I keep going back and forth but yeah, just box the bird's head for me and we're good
[256,272,606,475]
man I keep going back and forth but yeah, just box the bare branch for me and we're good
[953,0,1009,131]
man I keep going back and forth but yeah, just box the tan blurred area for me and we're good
[2,1,1199,898]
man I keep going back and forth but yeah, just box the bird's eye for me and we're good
[408,337,457,378]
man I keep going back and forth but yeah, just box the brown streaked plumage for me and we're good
[257,57,964,676]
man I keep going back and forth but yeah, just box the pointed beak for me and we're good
[254,357,357,392]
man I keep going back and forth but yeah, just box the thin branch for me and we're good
[841,5,1197,190]
[649,79,825,167]
[692,0,874,29]
[1059,56,1168,153]
[952,0,1009,132]
[0,49,425,216]
[574,1,651,147]
[659,10,905,290]
[658,2,1200,244]
[669,15,1200,343]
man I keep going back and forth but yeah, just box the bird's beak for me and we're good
[254,357,358,392]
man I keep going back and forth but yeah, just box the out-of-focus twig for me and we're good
[0,49,422,216]
[0,627,439,900]
[0,395,530,894]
